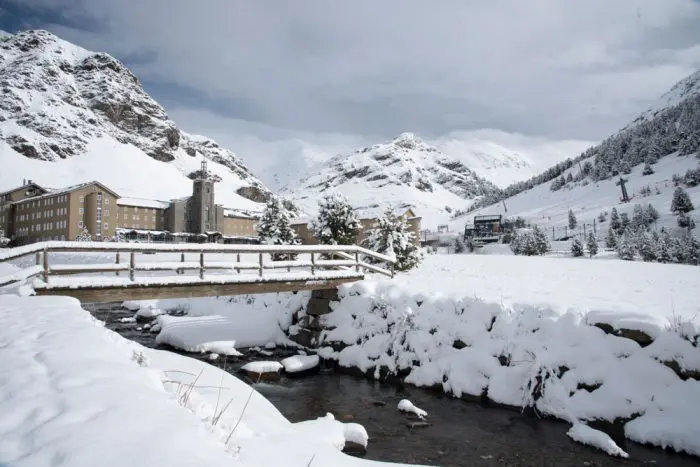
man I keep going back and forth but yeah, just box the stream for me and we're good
[88,303,700,467]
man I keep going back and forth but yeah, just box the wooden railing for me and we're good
[0,241,395,290]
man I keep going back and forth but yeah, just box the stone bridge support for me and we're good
[290,288,339,348]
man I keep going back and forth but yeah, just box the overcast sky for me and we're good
[2,1,700,181]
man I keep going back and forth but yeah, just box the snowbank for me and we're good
[148,294,308,350]
[317,257,700,456]
[0,295,415,467]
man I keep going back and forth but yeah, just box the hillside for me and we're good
[284,133,500,226]
[0,30,269,209]
[456,69,700,234]
[458,153,700,239]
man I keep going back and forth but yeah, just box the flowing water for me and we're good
[89,303,700,467]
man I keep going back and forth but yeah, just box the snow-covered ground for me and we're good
[457,154,700,236]
[0,295,419,467]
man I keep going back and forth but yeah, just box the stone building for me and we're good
[0,162,260,245]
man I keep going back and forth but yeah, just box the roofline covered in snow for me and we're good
[11,180,120,205]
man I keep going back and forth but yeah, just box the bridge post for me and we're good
[355,252,360,273]
[35,252,41,267]
[129,252,135,281]
[236,253,241,273]
[42,245,49,283]
[115,252,120,276]
[199,252,204,280]
[310,252,315,275]
[258,252,263,277]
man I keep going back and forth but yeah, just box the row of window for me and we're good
[16,208,68,222]
[121,206,161,214]
[17,195,67,210]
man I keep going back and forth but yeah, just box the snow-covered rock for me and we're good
[0,30,269,208]
[285,132,500,226]
[397,399,427,419]
[281,354,320,373]
[566,424,628,458]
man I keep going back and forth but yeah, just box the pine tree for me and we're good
[586,232,598,257]
[642,163,654,176]
[636,230,658,262]
[312,192,360,245]
[363,209,422,271]
[610,208,621,234]
[645,204,659,226]
[671,187,695,214]
[571,237,584,257]
[620,213,631,231]
[510,226,550,256]
[566,172,573,183]
[631,204,646,230]
[605,226,617,249]
[678,132,700,157]
[678,212,696,230]
[657,232,673,263]
[75,226,92,242]
[568,209,577,230]
[621,160,632,175]
[257,198,300,260]
[616,228,636,261]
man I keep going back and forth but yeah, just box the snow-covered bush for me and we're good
[671,187,694,214]
[453,236,467,254]
[0,229,9,248]
[312,192,360,245]
[571,238,584,257]
[586,232,598,257]
[257,198,299,260]
[362,209,422,271]
[510,226,550,256]
[75,226,92,242]
[642,163,654,176]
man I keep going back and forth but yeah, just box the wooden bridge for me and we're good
[0,242,395,302]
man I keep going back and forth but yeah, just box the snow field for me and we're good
[0,295,415,467]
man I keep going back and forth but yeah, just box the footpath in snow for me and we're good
[0,295,418,467]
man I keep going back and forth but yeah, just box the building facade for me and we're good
[0,162,262,245]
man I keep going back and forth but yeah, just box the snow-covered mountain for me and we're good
[433,130,592,188]
[0,30,269,208]
[284,132,500,226]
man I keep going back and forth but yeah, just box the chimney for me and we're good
[23,178,26,185]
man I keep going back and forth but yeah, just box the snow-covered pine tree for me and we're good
[362,209,422,271]
[678,212,696,230]
[657,231,673,263]
[257,198,300,260]
[610,208,621,234]
[605,225,617,248]
[571,237,584,257]
[586,232,598,257]
[75,226,92,242]
[678,132,700,157]
[312,192,360,245]
[620,212,631,231]
[671,187,695,214]
[616,228,636,261]
[645,204,659,227]
[636,230,658,262]
[642,163,654,176]
[510,226,549,256]
[568,209,577,230]
[621,160,632,175]
[566,172,573,183]
[532,225,550,255]
[631,204,647,231]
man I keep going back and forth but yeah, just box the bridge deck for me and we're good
[33,270,364,302]
[1,241,395,302]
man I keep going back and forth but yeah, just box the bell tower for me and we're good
[190,159,216,233]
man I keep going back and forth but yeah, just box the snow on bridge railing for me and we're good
[0,241,396,289]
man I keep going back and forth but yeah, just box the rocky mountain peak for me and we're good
[0,29,267,199]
